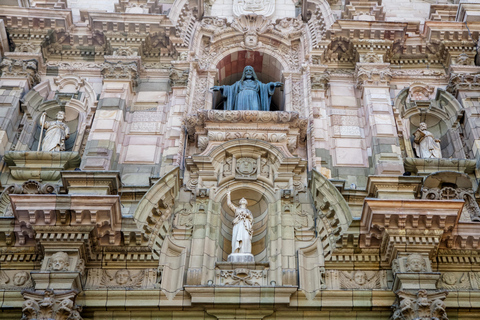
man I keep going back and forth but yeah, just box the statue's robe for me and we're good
[220,79,277,111]
[41,121,70,152]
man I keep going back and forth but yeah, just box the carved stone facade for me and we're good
[1,0,480,320]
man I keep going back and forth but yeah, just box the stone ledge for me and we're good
[4,151,81,181]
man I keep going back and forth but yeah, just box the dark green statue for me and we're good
[211,66,283,111]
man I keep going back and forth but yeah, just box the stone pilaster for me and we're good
[355,62,404,175]
[82,60,138,170]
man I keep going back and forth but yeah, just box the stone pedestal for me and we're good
[227,253,254,263]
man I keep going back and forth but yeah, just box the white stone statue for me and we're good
[226,191,253,255]
[413,122,442,159]
[40,111,70,152]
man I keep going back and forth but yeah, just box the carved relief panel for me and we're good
[85,268,157,289]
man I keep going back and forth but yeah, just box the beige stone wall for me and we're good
[1,0,480,319]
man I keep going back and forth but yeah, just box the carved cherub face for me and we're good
[13,272,29,286]
[50,252,69,271]
[406,254,425,272]
[354,271,367,285]
[244,34,258,47]
[115,269,130,285]
[442,273,457,285]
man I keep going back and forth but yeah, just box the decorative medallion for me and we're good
[235,157,258,179]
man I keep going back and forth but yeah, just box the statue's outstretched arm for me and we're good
[227,191,237,212]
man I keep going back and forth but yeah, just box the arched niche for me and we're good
[212,50,285,111]
[218,187,271,262]
[394,85,468,159]
[30,102,81,152]
[20,76,96,153]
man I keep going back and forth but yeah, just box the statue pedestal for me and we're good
[227,253,254,263]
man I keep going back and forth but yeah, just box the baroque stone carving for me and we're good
[340,270,385,289]
[393,253,431,274]
[422,186,480,222]
[233,0,275,17]
[391,290,448,320]
[311,74,330,90]
[437,272,471,290]
[15,41,39,53]
[355,64,392,88]
[100,61,138,83]
[21,289,83,320]
[231,15,272,49]
[85,268,157,288]
[235,158,258,179]
[0,270,33,288]
[169,69,189,87]
[217,268,266,286]
[454,52,471,65]
[47,252,70,271]
[0,58,40,86]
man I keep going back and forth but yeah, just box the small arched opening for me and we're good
[212,50,285,111]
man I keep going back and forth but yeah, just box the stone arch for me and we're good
[133,167,180,258]
[310,169,352,258]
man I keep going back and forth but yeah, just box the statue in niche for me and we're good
[211,66,282,111]
[226,191,253,254]
[39,111,70,152]
[413,122,442,159]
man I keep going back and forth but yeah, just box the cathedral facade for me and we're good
[0,0,480,319]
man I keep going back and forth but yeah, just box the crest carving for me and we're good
[233,0,275,18]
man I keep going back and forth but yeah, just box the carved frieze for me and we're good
[0,270,33,289]
[437,272,471,290]
[216,268,267,286]
[85,268,157,289]
[326,270,388,289]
